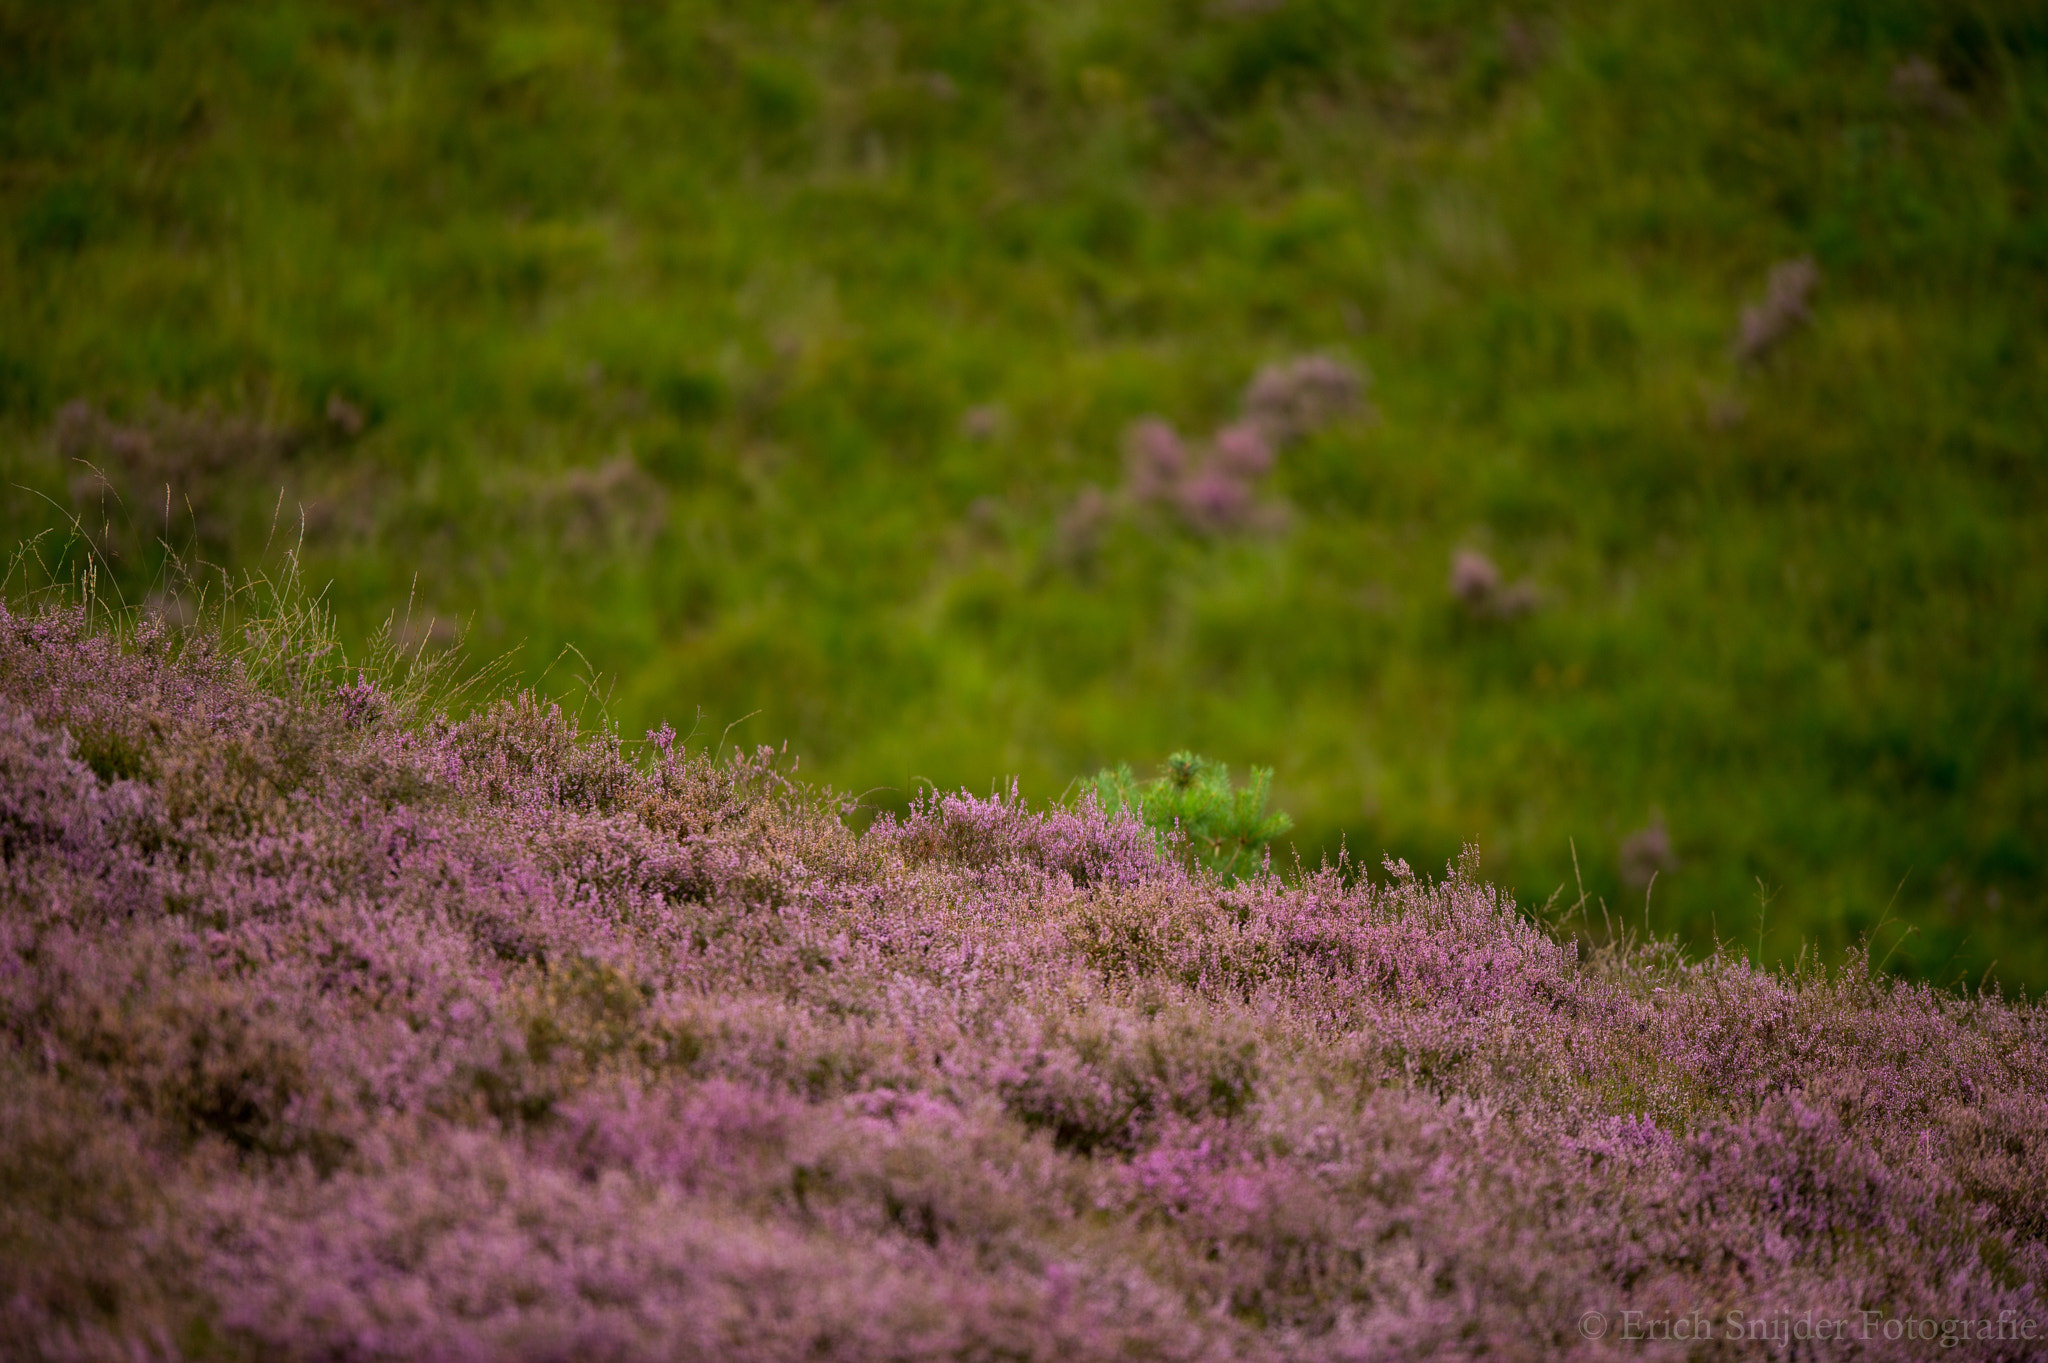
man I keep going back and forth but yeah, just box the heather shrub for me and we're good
[441,692,638,814]
[1944,1093,2048,1244]
[1446,549,1539,620]
[0,1062,196,1357]
[1100,356,1365,541]
[877,782,1165,890]
[994,1002,1259,1155]
[2,596,2046,1360]
[1730,256,1821,367]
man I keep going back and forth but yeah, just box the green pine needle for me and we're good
[1091,751,1293,882]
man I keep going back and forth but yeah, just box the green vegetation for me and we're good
[2,0,2044,986]
[1092,751,1295,880]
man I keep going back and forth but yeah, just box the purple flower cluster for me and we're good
[1447,548,1539,619]
[2,602,2044,1360]
[1731,257,1820,368]
[1098,355,1366,539]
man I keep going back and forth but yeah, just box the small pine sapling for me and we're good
[1091,750,1293,880]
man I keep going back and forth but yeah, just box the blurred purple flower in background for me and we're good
[1121,417,1188,503]
[1449,548,1503,606]
[1732,257,1820,367]
[1241,353,1367,444]
[1449,548,1540,619]
[1104,356,1367,539]
[1620,819,1678,892]
[1173,468,1254,533]
[1210,422,1274,479]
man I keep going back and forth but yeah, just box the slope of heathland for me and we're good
[3,0,2046,988]
[3,598,2044,1359]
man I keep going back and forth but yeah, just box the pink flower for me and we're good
[1242,354,1366,443]
[1731,256,1819,366]
[1121,417,1186,502]
[1175,469,1253,531]
[1449,548,1502,606]
[1211,422,1274,478]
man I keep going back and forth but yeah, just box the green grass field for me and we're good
[3,0,2044,986]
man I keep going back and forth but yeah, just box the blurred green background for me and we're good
[3,0,2043,987]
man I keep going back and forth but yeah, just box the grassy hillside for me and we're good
[2,0,2045,985]
[3,596,2044,1357]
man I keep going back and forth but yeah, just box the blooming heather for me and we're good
[1448,548,1539,619]
[2,602,2045,1360]
[1112,357,1364,538]
[1122,418,1189,504]
[1731,257,1821,367]
[1241,355,1367,445]
[1449,548,1504,607]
